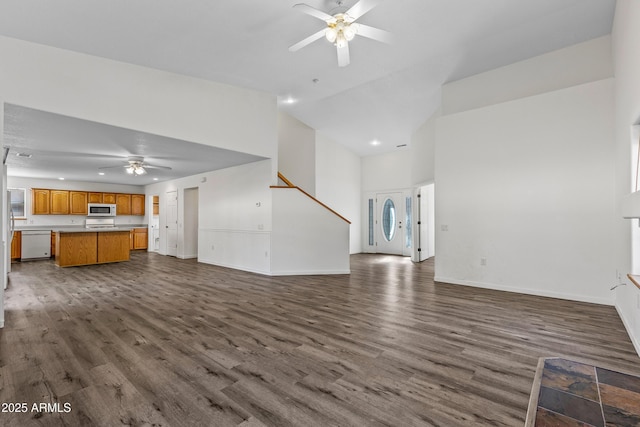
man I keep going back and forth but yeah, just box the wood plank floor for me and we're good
[0,252,639,426]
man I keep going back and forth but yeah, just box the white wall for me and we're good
[315,133,362,254]
[278,112,316,195]
[183,187,198,259]
[435,78,615,304]
[361,150,413,193]
[612,0,640,355]
[271,188,350,275]
[7,177,146,227]
[442,36,613,115]
[0,36,278,164]
[194,160,272,274]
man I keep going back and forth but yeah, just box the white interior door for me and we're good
[166,190,178,256]
[376,192,403,255]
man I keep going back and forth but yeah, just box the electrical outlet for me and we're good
[480,258,487,266]
[441,224,448,232]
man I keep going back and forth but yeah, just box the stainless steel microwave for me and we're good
[87,203,117,217]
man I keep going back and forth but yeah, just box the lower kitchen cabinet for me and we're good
[131,228,148,250]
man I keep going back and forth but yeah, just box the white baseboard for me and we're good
[177,254,197,260]
[615,303,640,358]
[198,257,271,276]
[433,276,613,306]
[269,269,351,276]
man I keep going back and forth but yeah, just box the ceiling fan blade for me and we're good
[355,23,392,44]
[289,28,327,52]
[293,3,334,22]
[144,164,172,170]
[98,164,127,170]
[346,0,382,21]
[337,42,350,67]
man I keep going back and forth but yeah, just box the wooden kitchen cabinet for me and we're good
[50,190,70,215]
[153,196,159,215]
[131,194,145,216]
[69,191,88,215]
[11,231,21,261]
[88,193,103,203]
[116,193,131,215]
[102,193,116,204]
[133,228,148,250]
[32,189,50,215]
[97,231,130,263]
[51,232,56,257]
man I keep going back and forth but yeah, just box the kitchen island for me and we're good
[54,228,131,267]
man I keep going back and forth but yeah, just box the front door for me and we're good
[376,192,403,255]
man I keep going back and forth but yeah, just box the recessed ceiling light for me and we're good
[58,177,65,180]
[370,140,381,146]
[153,178,158,181]
[98,172,105,176]
[281,96,297,105]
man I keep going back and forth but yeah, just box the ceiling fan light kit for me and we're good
[99,156,171,177]
[290,0,390,67]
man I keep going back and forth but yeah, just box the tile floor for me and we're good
[532,358,640,426]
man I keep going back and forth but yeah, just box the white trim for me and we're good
[615,303,640,357]
[433,276,613,306]
[270,269,351,276]
[0,320,3,328]
[178,254,197,260]
[198,257,270,276]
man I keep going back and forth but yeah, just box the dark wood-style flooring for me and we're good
[0,252,639,426]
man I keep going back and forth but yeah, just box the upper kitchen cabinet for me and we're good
[116,193,131,215]
[32,189,50,215]
[102,193,116,204]
[88,192,103,203]
[50,190,70,215]
[70,191,88,215]
[131,194,145,216]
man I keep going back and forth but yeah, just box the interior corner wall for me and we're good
[277,112,316,195]
[612,0,640,355]
[442,35,613,115]
[315,132,362,254]
[411,111,438,186]
[435,78,615,305]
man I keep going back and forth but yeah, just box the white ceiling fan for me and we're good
[99,156,172,176]
[289,0,391,67]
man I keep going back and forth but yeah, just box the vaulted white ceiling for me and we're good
[0,0,616,183]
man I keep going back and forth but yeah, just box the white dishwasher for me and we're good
[21,230,51,260]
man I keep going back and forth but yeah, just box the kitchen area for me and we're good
[9,185,157,267]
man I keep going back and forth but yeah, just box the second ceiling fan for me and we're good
[289,0,391,67]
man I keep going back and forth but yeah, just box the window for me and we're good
[9,188,26,219]
[382,198,396,242]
